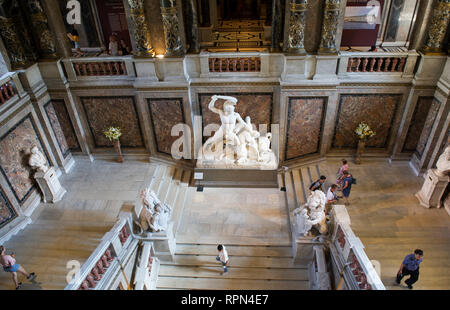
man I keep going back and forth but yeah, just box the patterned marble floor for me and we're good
[204,19,269,53]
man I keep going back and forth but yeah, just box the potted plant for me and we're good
[354,122,376,164]
[104,126,123,163]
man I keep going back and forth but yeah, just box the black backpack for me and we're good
[351,177,357,184]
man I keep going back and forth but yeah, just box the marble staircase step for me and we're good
[284,172,297,212]
[161,255,301,268]
[173,167,183,183]
[172,186,191,236]
[156,277,309,290]
[181,170,191,186]
[176,244,293,257]
[158,265,308,281]
[291,169,306,205]
[176,235,291,246]
[299,167,311,193]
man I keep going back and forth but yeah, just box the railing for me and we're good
[73,61,127,76]
[338,51,419,77]
[0,73,18,105]
[208,57,261,72]
[61,56,135,81]
[329,205,385,290]
[347,56,406,72]
[65,212,134,290]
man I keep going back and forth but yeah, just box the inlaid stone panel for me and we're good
[0,189,16,228]
[333,94,401,148]
[416,98,441,158]
[285,97,326,160]
[403,97,434,152]
[51,100,80,151]
[44,101,70,158]
[148,98,185,155]
[81,97,144,148]
[0,116,49,204]
[198,93,273,142]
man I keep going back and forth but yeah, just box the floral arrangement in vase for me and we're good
[103,126,122,141]
[354,122,376,141]
[104,126,123,162]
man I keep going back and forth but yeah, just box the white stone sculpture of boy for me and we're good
[28,146,48,173]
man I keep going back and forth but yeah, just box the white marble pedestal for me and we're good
[415,169,449,208]
[34,167,66,203]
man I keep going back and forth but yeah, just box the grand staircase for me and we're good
[156,244,308,290]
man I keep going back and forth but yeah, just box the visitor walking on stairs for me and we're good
[216,245,229,275]
[336,159,349,189]
[0,245,36,290]
[310,175,327,192]
[396,249,423,289]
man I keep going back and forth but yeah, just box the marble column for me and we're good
[123,0,155,57]
[271,0,283,52]
[0,0,38,69]
[22,0,57,59]
[285,0,308,54]
[160,0,184,56]
[184,0,200,54]
[318,0,344,54]
[422,0,450,55]
[41,0,72,58]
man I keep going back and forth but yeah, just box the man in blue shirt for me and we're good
[396,249,423,289]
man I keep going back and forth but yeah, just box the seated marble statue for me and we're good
[293,190,327,236]
[28,146,49,173]
[148,204,171,233]
[436,145,450,175]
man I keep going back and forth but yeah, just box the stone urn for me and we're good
[113,140,124,163]
[355,140,365,165]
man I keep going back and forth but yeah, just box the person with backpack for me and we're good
[310,175,327,192]
[341,170,354,206]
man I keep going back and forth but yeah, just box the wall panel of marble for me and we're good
[285,97,326,160]
[147,98,185,155]
[80,96,144,148]
[0,115,49,204]
[402,96,434,152]
[44,101,70,158]
[198,93,273,142]
[415,98,441,159]
[333,94,401,149]
[48,99,80,152]
[0,188,16,228]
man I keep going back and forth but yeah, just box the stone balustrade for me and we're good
[208,57,261,72]
[338,51,419,79]
[329,205,385,290]
[346,56,407,73]
[65,212,135,290]
[73,60,127,76]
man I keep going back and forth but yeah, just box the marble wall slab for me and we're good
[44,101,70,158]
[0,188,16,228]
[50,99,80,152]
[402,96,434,152]
[416,98,441,159]
[333,94,401,148]
[198,93,273,142]
[80,96,144,148]
[148,98,186,155]
[0,115,49,204]
[285,97,326,160]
